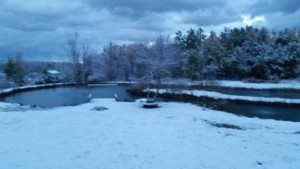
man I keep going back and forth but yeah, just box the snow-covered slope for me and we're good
[0,99,299,169]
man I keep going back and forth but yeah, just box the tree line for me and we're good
[89,26,300,83]
[3,26,300,86]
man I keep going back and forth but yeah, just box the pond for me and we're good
[227,102,300,122]
[0,85,137,108]
[158,96,300,122]
[1,85,300,122]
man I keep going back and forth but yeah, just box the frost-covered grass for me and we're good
[0,99,299,169]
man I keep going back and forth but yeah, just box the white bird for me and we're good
[88,93,92,102]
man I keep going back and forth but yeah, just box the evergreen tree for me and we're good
[3,54,25,85]
[184,54,200,80]
[174,31,185,49]
[4,58,16,79]
[184,28,199,50]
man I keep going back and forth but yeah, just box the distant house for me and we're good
[45,70,61,83]
[25,70,63,85]
[47,70,60,75]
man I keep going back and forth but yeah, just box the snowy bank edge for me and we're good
[0,83,77,96]
[214,80,300,90]
[147,89,300,105]
[159,79,300,90]
[0,82,129,96]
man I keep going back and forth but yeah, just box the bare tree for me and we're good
[65,33,82,83]
[82,40,93,83]
[118,44,138,81]
[101,42,119,81]
[138,35,177,99]
[64,33,93,83]
[83,55,93,83]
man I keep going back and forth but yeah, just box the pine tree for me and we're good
[3,54,25,85]
[4,58,16,79]
[184,54,200,80]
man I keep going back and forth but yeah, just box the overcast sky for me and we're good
[0,0,299,61]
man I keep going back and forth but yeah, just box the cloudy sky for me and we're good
[0,0,299,61]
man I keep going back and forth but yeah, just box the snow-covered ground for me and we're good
[0,99,299,169]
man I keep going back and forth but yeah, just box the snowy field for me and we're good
[0,99,299,169]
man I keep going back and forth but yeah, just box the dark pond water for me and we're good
[227,102,300,122]
[0,85,137,108]
[1,85,300,122]
[207,87,300,99]
[160,97,300,122]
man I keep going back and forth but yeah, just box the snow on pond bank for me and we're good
[152,89,300,104]
[0,99,299,169]
[159,79,300,90]
[215,80,300,90]
[0,83,76,95]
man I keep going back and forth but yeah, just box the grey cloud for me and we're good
[245,0,300,30]
[87,0,225,12]
[0,27,68,61]
[250,0,300,14]
[85,0,226,15]
[113,29,157,42]
[0,0,108,32]
[0,0,298,61]
[182,8,240,26]
[264,11,300,29]
[130,12,173,32]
